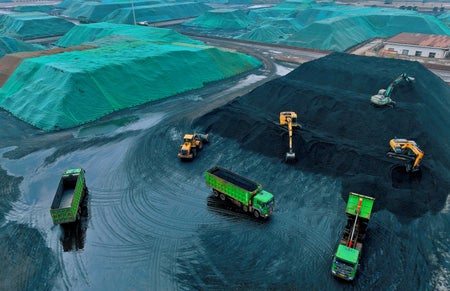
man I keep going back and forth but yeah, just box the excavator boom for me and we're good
[387,138,424,172]
[279,112,299,162]
[371,73,414,107]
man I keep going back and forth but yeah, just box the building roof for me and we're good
[386,33,450,49]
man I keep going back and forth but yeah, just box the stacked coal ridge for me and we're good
[196,52,450,220]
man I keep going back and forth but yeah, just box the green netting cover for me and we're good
[183,9,253,30]
[104,2,211,24]
[0,12,75,40]
[438,11,450,25]
[62,1,159,23]
[0,23,261,131]
[282,11,450,51]
[12,5,53,13]
[0,36,43,57]
[186,1,450,51]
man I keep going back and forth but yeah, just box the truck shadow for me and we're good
[60,190,89,252]
[206,195,269,223]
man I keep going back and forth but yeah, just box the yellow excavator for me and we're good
[279,112,300,162]
[370,73,415,107]
[386,138,424,172]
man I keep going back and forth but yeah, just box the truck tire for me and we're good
[219,193,226,201]
[192,148,197,158]
[198,141,203,150]
[253,210,260,219]
[213,190,219,198]
[242,205,248,213]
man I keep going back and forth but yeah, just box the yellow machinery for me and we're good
[178,133,209,160]
[386,138,424,172]
[279,112,299,162]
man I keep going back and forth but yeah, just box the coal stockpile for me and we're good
[0,51,449,290]
[196,52,450,221]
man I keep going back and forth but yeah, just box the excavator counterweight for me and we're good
[386,138,423,172]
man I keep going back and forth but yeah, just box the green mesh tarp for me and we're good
[183,9,253,30]
[12,5,53,13]
[62,1,158,23]
[104,2,211,24]
[282,11,450,51]
[438,11,450,25]
[0,36,43,58]
[0,23,261,131]
[186,1,450,51]
[0,12,75,40]
[55,22,202,47]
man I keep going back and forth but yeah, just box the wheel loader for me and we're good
[177,133,209,160]
[386,138,424,172]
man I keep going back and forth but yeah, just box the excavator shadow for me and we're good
[390,166,422,189]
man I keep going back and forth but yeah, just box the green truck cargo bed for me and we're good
[346,192,375,220]
[205,166,262,206]
[50,168,86,224]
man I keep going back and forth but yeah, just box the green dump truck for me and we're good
[50,168,87,225]
[205,166,274,219]
[331,192,375,281]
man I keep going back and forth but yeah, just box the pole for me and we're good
[348,198,363,248]
[131,0,137,25]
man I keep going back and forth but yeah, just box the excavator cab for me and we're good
[370,73,415,107]
[386,138,424,172]
[279,112,300,162]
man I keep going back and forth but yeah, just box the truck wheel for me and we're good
[213,190,219,198]
[219,193,226,201]
[242,205,248,213]
[192,148,197,158]
[198,142,203,150]
[253,210,260,219]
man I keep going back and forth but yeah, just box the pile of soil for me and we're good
[196,52,450,221]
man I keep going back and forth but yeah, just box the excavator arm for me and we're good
[387,138,424,172]
[371,73,415,107]
[279,112,299,162]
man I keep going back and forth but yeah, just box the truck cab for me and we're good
[253,190,275,218]
[332,245,359,280]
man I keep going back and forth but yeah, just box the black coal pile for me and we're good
[196,52,450,221]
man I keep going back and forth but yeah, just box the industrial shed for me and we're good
[383,32,450,58]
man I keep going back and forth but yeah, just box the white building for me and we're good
[383,32,450,59]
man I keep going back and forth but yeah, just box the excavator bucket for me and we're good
[285,151,296,162]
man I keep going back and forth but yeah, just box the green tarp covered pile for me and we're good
[0,23,261,131]
[184,9,253,30]
[104,2,211,24]
[59,0,210,24]
[0,12,75,40]
[61,1,159,23]
[0,36,43,58]
[184,0,450,51]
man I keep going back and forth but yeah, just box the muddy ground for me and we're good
[0,52,448,290]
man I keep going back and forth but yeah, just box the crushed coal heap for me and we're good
[196,52,450,221]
